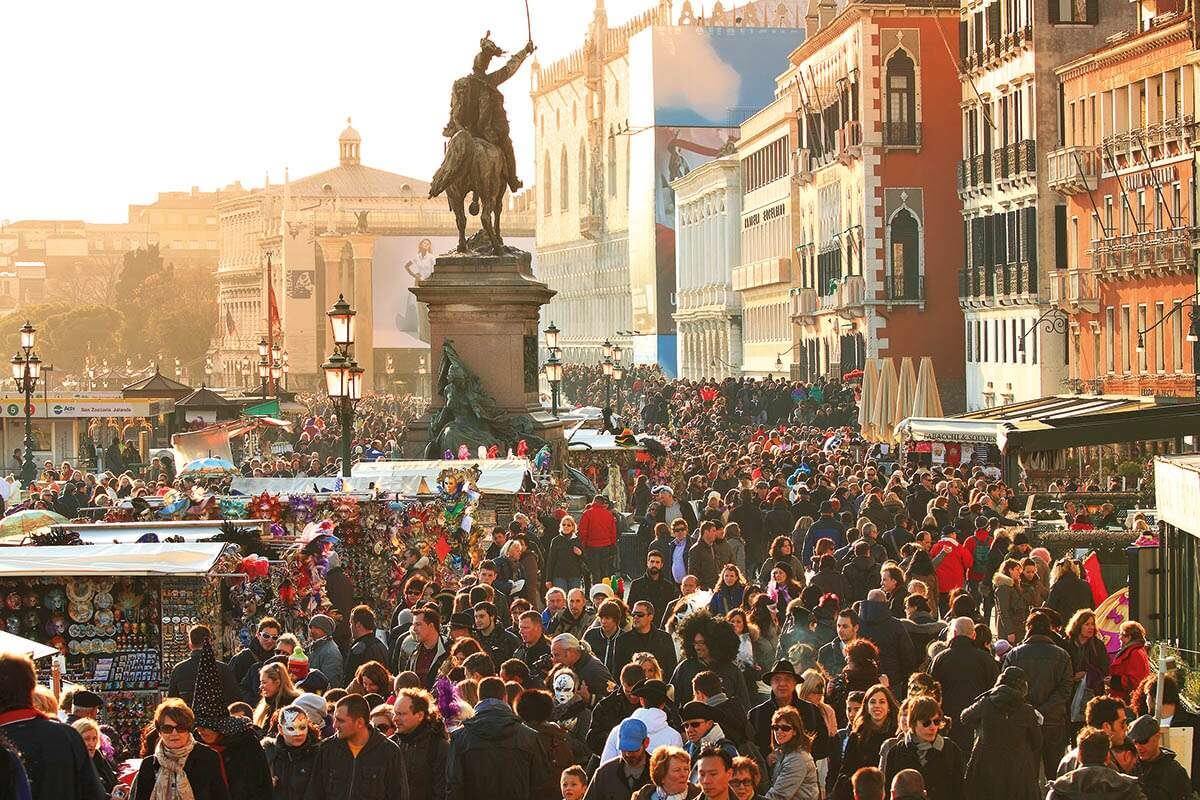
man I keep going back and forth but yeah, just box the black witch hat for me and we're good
[192,642,253,738]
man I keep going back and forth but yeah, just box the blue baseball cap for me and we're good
[618,718,648,751]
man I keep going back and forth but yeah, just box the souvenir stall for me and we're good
[0,542,239,756]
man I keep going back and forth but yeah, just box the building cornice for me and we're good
[1055,16,1192,81]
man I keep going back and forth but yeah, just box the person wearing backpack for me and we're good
[964,517,994,614]
[514,688,589,800]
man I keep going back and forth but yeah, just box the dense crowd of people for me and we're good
[0,374,1189,800]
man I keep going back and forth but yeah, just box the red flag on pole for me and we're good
[268,282,283,341]
[1081,551,1109,607]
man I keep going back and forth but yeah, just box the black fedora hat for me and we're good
[760,659,802,685]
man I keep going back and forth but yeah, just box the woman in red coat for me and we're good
[1108,621,1151,703]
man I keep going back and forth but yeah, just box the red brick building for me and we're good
[1049,3,1197,396]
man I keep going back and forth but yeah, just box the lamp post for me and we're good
[612,360,623,409]
[322,295,362,477]
[282,351,290,390]
[544,350,562,417]
[601,354,613,408]
[11,321,41,485]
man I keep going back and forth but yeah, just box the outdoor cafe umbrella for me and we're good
[179,456,238,477]
[894,357,917,434]
[912,356,944,418]
[871,358,898,444]
[857,359,879,441]
[0,509,68,542]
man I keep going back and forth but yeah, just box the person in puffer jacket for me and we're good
[990,559,1028,644]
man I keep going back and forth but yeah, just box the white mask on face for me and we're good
[279,707,309,741]
[552,671,577,705]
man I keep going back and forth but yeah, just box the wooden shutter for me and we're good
[994,213,1008,265]
[1086,0,1098,23]
[988,2,1001,44]
[1049,0,1060,24]
[1055,205,1068,269]
[1024,206,1038,279]
[960,20,969,61]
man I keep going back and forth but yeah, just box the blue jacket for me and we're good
[802,517,846,563]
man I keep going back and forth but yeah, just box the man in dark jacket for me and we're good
[343,605,390,682]
[613,600,677,679]
[898,595,948,661]
[1046,728,1145,800]
[651,485,699,531]
[929,617,999,754]
[392,609,450,689]
[230,617,281,702]
[393,688,448,800]
[688,522,721,589]
[0,652,104,800]
[473,601,520,664]
[748,660,831,761]
[305,693,409,800]
[626,551,680,628]
[167,624,241,708]
[1003,610,1073,779]
[858,590,917,689]
[514,610,552,683]
[550,633,614,700]
[1130,714,1191,800]
[816,608,859,677]
[446,677,547,800]
[586,718,651,800]
[801,502,846,564]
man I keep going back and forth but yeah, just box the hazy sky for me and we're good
[0,0,660,223]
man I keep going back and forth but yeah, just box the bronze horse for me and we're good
[429,130,508,255]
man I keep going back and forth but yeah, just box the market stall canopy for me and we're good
[898,394,1200,454]
[47,520,267,545]
[172,417,294,464]
[349,458,532,494]
[0,629,57,659]
[0,542,230,576]
[122,369,192,401]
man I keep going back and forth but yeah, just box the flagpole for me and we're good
[266,253,275,396]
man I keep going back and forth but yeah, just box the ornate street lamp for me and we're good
[12,322,41,485]
[544,350,562,417]
[544,321,560,351]
[323,296,362,477]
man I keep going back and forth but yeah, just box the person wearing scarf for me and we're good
[130,698,229,800]
[880,696,964,800]
[633,745,703,800]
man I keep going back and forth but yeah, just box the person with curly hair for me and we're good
[670,609,751,708]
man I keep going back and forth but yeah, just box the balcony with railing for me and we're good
[1101,115,1196,167]
[818,275,866,317]
[957,154,992,197]
[1090,226,1197,278]
[883,122,922,148]
[790,287,818,323]
[883,273,924,304]
[995,140,1036,186]
[1046,145,1100,194]
[793,148,813,186]
[838,121,862,161]
[1049,269,1100,314]
[732,257,791,292]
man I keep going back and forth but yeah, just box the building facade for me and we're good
[957,0,1135,409]
[212,122,535,393]
[1049,3,1197,396]
[736,96,797,376]
[672,155,743,379]
[531,0,806,372]
[786,0,966,407]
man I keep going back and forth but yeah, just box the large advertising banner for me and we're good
[372,235,536,349]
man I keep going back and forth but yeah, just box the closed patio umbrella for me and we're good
[912,356,944,418]
[871,358,898,444]
[858,359,879,441]
[894,357,917,434]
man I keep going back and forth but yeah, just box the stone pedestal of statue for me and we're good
[401,247,564,459]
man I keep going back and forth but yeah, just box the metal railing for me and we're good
[883,273,924,303]
[883,122,922,147]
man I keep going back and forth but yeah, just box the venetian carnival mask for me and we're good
[279,707,310,742]
[552,672,577,706]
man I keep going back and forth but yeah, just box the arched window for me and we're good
[889,208,920,300]
[543,152,552,215]
[578,141,588,210]
[560,146,569,211]
[608,130,617,197]
[886,50,917,145]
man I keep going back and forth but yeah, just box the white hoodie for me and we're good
[599,706,683,764]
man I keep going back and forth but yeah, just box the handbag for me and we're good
[1070,678,1093,723]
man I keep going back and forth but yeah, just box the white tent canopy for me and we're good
[349,458,532,494]
[0,542,229,577]
[0,629,57,659]
[50,520,265,545]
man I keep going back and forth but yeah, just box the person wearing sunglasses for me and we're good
[680,701,739,782]
[764,707,819,800]
[880,696,964,800]
[130,698,231,800]
[230,617,282,691]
